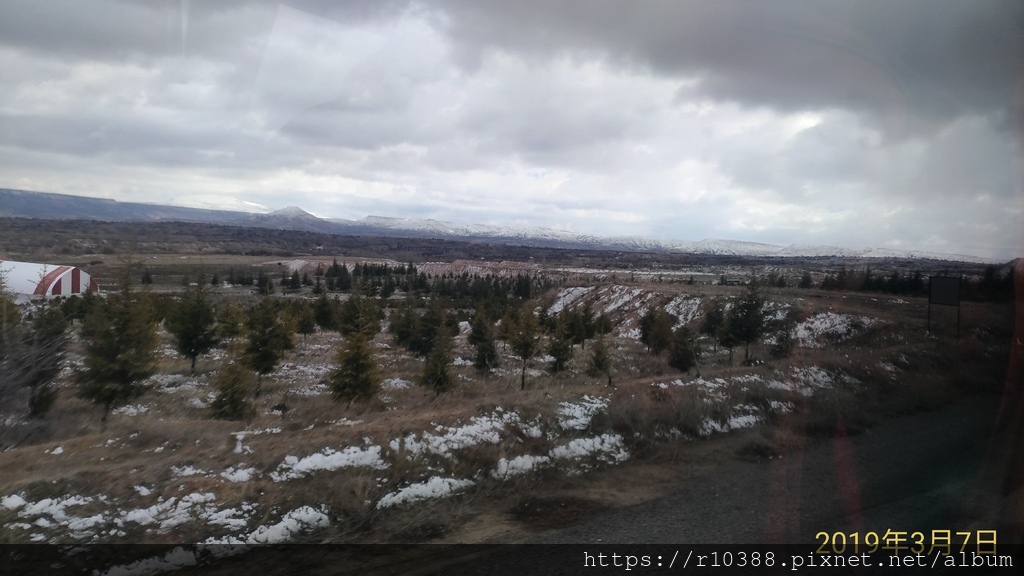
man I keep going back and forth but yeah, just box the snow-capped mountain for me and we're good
[0,189,999,263]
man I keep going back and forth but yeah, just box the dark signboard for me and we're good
[929,276,960,307]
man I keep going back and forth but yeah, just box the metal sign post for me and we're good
[928,276,961,339]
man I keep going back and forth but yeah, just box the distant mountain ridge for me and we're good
[0,188,996,263]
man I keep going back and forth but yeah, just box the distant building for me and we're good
[0,260,99,303]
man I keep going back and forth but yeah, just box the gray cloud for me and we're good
[0,0,1019,260]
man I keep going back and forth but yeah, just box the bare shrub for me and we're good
[596,382,709,452]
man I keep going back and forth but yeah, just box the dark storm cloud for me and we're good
[430,0,1022,133]
[0,0,1018,259]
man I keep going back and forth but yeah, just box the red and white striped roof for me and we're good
[0,260,98,298]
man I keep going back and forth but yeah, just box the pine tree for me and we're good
[468,311,499,371]
[256,270,274,295]
[389,300,419,349]
[243,298,294,394]
[216,302,244,340]
[338,294,380,337]
[421,327,454,395]
[508,308,541,390]
[330,332,379,403]
[77,276,158,422]
[639,308,674,355]
[337,264,352,291]
[717,315,740,365]
[799,272,813,289]
[313,294,339,331]
[165,278,219,375]
[292,301,317,340]
[210,360,255,420]
[700,298,725,352]
[667,326,699,373]
[728,282,767,361]
[547,327,573,374]
[0,295,68,418]
[586,335,613,387]
[0,273,20,362]
[409,302,444,357]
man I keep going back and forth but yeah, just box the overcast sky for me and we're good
[1,1,1021,259]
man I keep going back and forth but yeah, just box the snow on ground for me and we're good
[376,477,475,509]
[548,434,630,472]
[113,404,150,416]
[793,312,875,348]
[292,382,329,397]
[150,374,202,393]
[45,446,64,455]
[220,466,259,483]
[171,465,210,478]
[664,296,703,327]
[383,377,412,390]
[236,505,328,544]
[273,362,333,383]
[2,490,258,543]
[327,418,362,426]
[556,395,609,430]
[492,454,551,479]
[762,301,791,323]
[119,492,222,531]
[548,286,595,314]
[270,445,388,481]
[670,377,729,402]
[790,366,835,390]
[389,409,540,458]
[603,286,645,314]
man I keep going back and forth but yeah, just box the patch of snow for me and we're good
[548,286,595,314]
[622,327,642,340]
[376,477,475,509]
[390,410,529,458]
[327,418,361,426]
[292,383,329,397]
[113,404,150,416]
[549,434,630,466]
[383,378,412,390]
[727,414,759,429]
[2,494,27,509]
[134,485,152,497]
[793,312,875,348]
[664,296,703,327]
[791,366,835,390]
[171,465,209,478]
[557,395,609,431]
[45,446,64,455]
[221,466,258,483]
[492,455,551,479]
[603,286,644,314]
[120,492,219,531]
[271,445,388,481]
[230,505,329,544]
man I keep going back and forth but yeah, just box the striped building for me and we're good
[0,260,99,301]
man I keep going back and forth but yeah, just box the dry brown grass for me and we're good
[0,271,1012,547]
